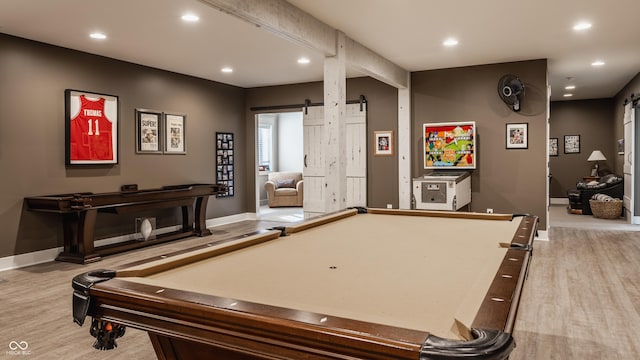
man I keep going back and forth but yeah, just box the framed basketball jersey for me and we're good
[65,89,119,165]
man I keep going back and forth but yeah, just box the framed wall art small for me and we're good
[374,130,393,156]
[216,132,234,197]
[135,109,162,154]
[164,113,186,154]
[65,89,119,165]
[549,138,558,156]
[564,135,580,154]
[505,123,528,149]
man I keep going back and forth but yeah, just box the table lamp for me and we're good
[587,150,607,176]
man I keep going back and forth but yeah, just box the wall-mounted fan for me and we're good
[498,74,525,112]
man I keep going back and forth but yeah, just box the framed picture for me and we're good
[65,89,119,165]
[564,135,580,154]
[135,109,162,154]
[618,139,625,155]
[374,130,393,156]
[216,132,234,197]
[505,123,528,149]
[549,138,558,156]
[164,113,186,154]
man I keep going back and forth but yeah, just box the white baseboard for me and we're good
[0,212,256,273]
[535,230,550,241]
[550,198,569,205]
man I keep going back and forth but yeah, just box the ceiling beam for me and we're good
[198,0,408,88]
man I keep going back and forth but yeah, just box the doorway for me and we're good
[255,111,304,222]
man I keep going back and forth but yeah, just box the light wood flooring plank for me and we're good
[2,220,640,359]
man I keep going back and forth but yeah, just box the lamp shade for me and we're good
[588,150,606,162]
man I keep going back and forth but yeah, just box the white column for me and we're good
[323,31,347,212]
[398,75,412,209]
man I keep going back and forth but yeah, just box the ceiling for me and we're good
[1,0,638,101]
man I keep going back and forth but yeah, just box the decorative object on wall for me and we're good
[564,135,580,154]
[618,139,625,155]
[549,138,558,156]
[216,132,234,197]
[374,130,393,156]
[505,123,528,149]
[497,74,525,112]
[135,109,162,154]
[164,113,186,154]
[65,89,119,165]
[423,122,476,169]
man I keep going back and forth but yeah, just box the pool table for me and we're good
[72,208,537,359]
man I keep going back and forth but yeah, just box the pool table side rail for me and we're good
[471,215,538,333]
[78,277,433,359]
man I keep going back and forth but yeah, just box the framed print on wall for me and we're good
[549,138,558,156]
[65,89,119,165]
[374,130,393,156]
[505,123,528,149]
[564,135,580,154]
[135,109,162,154]
[164,113,186,154]
[216,132,234,197]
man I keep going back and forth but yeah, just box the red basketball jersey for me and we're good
[70,95,114,161]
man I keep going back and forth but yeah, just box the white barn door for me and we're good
[303,103,367,218]
[623,103,638,224]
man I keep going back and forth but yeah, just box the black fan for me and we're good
[498,74,525,111]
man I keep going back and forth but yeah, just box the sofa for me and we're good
[265,171,304,207]
[567,173,624,215]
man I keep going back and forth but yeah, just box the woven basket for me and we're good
[589,199,623,219]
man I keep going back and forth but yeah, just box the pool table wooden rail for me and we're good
[71,208,537,360]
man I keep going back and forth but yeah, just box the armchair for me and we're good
[567,174,624,215]
[265,172,304,207]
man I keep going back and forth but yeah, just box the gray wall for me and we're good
[0,34,246,257]
[412,60,549,229]
[549,99,616,197]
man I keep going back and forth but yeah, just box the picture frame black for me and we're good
[135,109,162,154]
[216,132,234,197]
[505,123,528,149]
[549,138,558,156]
[65,89,119,166]
[564,135,580,154]
[163,113,186,154]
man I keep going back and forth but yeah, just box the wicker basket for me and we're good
[589,199,623,219]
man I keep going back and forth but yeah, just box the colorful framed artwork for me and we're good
[164,113,186,154]
[374,130,393,156]
[135,109,162,154]
[505,123,528,149]
[65,89,119,165]
[216,132,234,197]
[564,135,580,154]
[549,138,558,156]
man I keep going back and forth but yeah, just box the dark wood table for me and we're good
[25,183,225,264]
[72,208,537,359]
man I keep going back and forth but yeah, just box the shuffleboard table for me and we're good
[26,183,225,263]
[72,207,537,359]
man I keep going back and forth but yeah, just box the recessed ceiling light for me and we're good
[565,85,576,90]
[563,93,573,97]
[297,57,310,64]
[591,60,605,67]
[573,22,592,31]
[221,67,233,73]
[443,38,458,47]
[181,13,200,22]
[89,32,107,40]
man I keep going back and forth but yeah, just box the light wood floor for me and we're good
[1,217,640,359]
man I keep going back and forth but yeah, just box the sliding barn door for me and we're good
[303,103,367,218]
[623,103,637,224]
